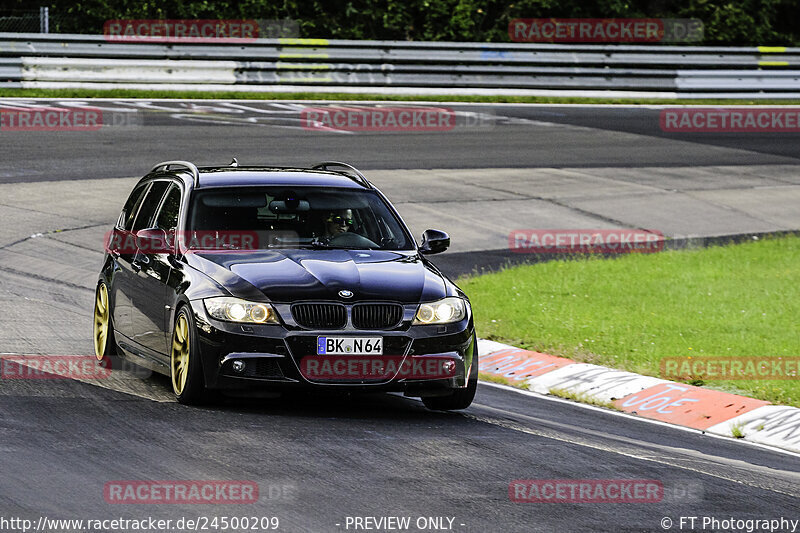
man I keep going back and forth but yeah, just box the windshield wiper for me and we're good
[267,240,334,249]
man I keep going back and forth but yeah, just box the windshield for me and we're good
[187,186,414,251]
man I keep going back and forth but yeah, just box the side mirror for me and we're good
[136,228,170,254]
[419,229,450,255]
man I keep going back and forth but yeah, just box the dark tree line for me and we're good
[0,0,797,45]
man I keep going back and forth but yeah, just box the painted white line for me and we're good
[18,81,681,99]
[478,340,800,454]
[4,97,800,110]
[478,380,800,460]
[467,399,800,499]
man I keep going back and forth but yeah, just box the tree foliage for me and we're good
[4,0,797,45]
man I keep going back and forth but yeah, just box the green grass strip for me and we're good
[460,234,800,407]
[2,88,800,105]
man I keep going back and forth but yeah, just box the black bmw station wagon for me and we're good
[94,161,477,410]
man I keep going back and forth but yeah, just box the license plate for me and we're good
[316,337,383,355]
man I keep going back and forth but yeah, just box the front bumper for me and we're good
[188,300,476,396]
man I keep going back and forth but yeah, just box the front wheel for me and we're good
[422,342,478,411]
[170,306,207,405]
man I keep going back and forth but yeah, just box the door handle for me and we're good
[133,252,150,270]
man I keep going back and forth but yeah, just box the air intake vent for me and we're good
[291,303,347,329]
[352,303,403,330]
[242,359,284,379]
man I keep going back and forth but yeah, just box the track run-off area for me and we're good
[0,100,799,532]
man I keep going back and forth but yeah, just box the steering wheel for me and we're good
[328,232,378,248]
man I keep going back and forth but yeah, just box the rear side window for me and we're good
[131,181,170,232]
[154,184,182,231]
[118,183,149,231]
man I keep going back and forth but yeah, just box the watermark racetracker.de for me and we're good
[509,18,703,43]
[0,516,281,532]
[103,19,299,42]
[511,479,703,505]
[0,354,152,380]
[0,106,142,131]
[300,105,496,133]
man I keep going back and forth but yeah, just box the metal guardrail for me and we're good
[0,32,798,97]
[0,58,22,81]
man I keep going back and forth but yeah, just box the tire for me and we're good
[422,338,479,411]
[170,306,207,405]
[93,281,119,361]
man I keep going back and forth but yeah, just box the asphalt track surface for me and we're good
[1,101,799,183]
[0,100,799,532]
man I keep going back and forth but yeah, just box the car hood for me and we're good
[187,249,448,303]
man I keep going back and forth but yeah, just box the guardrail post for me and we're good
[39,6,49,34]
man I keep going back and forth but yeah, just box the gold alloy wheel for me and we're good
[93,283,110,360]
[171,313,190,395]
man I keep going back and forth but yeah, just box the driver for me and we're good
[323,209,354,239]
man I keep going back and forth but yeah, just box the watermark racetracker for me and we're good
[103,19,299,42]
[299,355,458,381]
[1,355,111,380]
[104,481,258,504]
[661,357,800,381]
[509,229,665,254]
[509,479,663,503]
[661,108,800,133]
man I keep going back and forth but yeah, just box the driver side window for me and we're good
[118,183,149,231]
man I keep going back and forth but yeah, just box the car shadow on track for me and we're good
[102,360,476,421]
[203,390,470,421]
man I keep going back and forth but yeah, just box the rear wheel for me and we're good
[170,306,207,405]
[93,282,118,361]
[422,339,478,411]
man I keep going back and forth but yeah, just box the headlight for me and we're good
[413,297,469,325]
[203,297,279,324]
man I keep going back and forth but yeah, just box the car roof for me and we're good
[190,167,367,189]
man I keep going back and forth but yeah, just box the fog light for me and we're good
[232,360,246,373]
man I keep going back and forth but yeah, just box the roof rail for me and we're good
[311,161,371,188]
[151,160,200,187]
